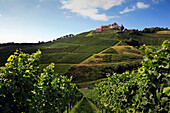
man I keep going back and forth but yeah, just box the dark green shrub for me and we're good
[102,48,118,54]
[102,55,112,62]
[102,54,142,62]
[94,55,100,58]
[124,47,131,49]
[66,61,141,83]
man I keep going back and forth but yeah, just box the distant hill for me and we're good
[0,28,170,86]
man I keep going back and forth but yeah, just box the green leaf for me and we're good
[163,87,170,96]
[23,74,30,78]
[0,94,6,97]
[157,93,162,101]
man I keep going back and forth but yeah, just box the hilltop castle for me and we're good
[95,22,120,32]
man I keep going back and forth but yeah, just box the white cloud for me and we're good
[64,12,67,14]
[136,2,150,9]
[0,14,2,17]
[39,0,43,2]
[71,8,110,21]
[120,2,149,14]
[60,0,125,21]
[120,6,136,14]
[152,0,160,4]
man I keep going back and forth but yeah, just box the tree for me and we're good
[120,24,124,31]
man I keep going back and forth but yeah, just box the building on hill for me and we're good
[95,22,120,32]
[109,23,120,30]
[101,25,110,29]
[95,27,102,32]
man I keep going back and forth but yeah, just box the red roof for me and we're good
[96,28,102,31]
[101,25,110,28]
[96,28,102,30]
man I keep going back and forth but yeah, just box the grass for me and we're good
[79,89,92,96]
[41,47,66,53]
[70,97,101,113]
[124,47,131,49]
[78,78,108,86]
[102,48,118,54]
[66,60,141,83]
[86,31,94,37]
[156,30,170,34]
[102,54,142,62]
[40,42,79,48]
[0,29,169,83]
[40,53,67,64]
[120,49,141,54]
[53,64,73,74]
[58,53,93,64]
[64,46,80,52]
[77,78,108,89]
[117,33,170,46]
[74,46,109,53]
[57,34,119,46]
[40,45,80,53]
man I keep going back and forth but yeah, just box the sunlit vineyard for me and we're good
[0,50,83,112]
[0,29,170,113]
[87,40,170,112]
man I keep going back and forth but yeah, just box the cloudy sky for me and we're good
[0,0,170,43]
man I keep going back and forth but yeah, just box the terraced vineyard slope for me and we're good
[0,29,170,86]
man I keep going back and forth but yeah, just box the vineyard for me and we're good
[0,40,169,113]
[0,27,170,112]
[0,50,83,112]
[87,40,170,112]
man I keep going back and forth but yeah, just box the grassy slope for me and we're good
[70,97,101,113]
[117,32,170,46]
[1,30,169,112]
[0,30,119,73]
[0,29,170,79]
[78,78,107,89]
[156,30,170,34]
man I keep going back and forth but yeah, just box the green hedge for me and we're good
[102,48,118,54]
[102,54,142,62]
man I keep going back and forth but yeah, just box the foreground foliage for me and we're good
[0,50,83,113]
[87,40,170,112]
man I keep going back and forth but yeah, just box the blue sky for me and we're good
[0,0,170,43]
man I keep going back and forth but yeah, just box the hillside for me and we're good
[0,28,170,86]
